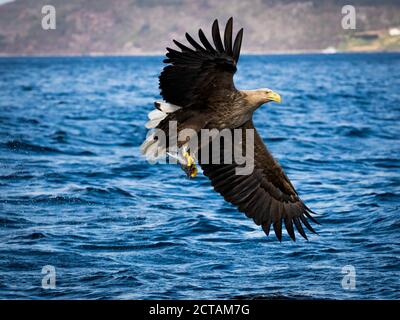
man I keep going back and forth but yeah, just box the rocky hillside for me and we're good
[0,0,399,55]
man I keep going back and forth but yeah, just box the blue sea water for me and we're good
[0,54,399,300]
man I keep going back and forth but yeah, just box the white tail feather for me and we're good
[144,101,182,129]
[145,119,163,129]
[140,132,156,154]
[148,109,166,120]
[141,101,182,160]
[155,101,181,113]
[140,132,167,161]
[145,142,159,161]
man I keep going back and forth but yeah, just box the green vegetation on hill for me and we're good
[339,29,400,52]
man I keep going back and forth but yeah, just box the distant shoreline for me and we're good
[0,50,399,58]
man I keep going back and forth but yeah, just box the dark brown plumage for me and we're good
[149,17,318,241]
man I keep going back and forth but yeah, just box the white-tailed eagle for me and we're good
[141,18,319,241]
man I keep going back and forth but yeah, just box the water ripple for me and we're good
[0,54,399,299]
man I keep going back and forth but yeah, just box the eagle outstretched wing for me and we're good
[153,17,319,241]
[200,120,318,241]
[159,18,243,108]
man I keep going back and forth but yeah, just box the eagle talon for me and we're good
[182,151,198,178]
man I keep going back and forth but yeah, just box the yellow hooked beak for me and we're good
[266,91,282,103]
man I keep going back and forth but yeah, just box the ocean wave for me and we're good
[1,140,96,156]
[0,54,398,300]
